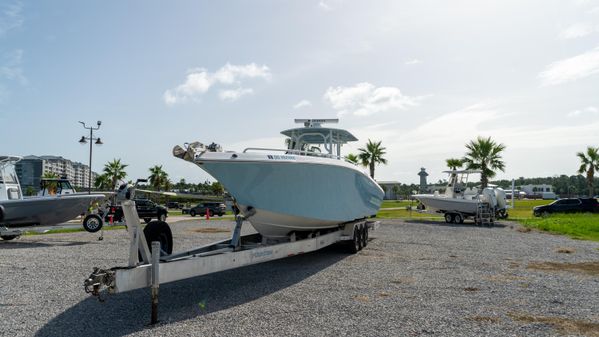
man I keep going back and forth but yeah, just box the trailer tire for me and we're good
[444,213,454,223]
[347,226,361,253]
[1,235,18,241]
[454,213,464,224]
[361,225,368,248]
[142,221,173,257]
[82,214,103,233]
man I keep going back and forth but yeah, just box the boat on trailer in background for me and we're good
[0,155,106,240]
[414,170,509,225]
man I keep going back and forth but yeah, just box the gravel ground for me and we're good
[1,219,598,337]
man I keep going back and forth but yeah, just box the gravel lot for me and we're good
[1,219,598,337]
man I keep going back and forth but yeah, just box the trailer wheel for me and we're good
[454,213,464,224]
[444,213,454,223]
[347,226,361,253]
[82,214,103,233]
[142,221,173,257]
[1,235,18,241]
[361,225,368,247]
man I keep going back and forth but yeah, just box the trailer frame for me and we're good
[84,200,377,323]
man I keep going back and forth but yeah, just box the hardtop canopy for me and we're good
[280,127,358,144]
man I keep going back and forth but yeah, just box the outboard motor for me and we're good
[481,188,498,208]
[494,188,507,210]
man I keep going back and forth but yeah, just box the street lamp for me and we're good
[78,121,102,194]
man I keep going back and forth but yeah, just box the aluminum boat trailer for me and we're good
[84,200,377,324]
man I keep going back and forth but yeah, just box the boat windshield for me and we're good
[0,163,18,184]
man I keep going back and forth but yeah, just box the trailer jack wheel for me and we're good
[83,214,103,233]
[141,221,173,258]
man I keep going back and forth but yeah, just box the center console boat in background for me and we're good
[0,156,106,240]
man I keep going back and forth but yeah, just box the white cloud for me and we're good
[405,59,422,65]
[539,47,599,85]
[293,99,312,109]
[323,82,419,116]
[558,23,595,39]
[345,103,599,183]
[0,49,26,85]
[0,0,23,37]
[218,88,253,101]
[567,106,599,117]
[163,63,271,105]
[213,63,271,84]
[318,0,343,11]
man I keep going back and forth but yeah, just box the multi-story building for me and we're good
[15,155,99,192]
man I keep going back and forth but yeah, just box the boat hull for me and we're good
[414,194,479,216]
[197,155,383,237]
[0,194,105,227]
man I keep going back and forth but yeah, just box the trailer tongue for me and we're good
[84,189,377,324]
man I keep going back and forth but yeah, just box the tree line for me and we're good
[93,159,224,195]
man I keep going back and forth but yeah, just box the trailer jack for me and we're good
[84,267,115,302]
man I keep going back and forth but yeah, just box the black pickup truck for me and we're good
[533,198,599,217]
[104,199,168,223]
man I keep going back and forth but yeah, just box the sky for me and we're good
[1,0,598,185]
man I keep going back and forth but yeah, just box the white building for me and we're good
[15,155,99,190]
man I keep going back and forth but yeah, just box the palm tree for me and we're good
[148,165,169,191]
[358,139,387,179]
[461,136,506,188]
[576,146,599,197]
[41,172,59,194]
[103,159,128,189]
[344,153,359,164]
[446,158,463,171]
[94,173,112,190]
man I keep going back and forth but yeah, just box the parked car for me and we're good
[105,199,168,223]
[533,198,598,217]
[188,202,226,217]
[166,201,180,209]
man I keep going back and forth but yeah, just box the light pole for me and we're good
[78,121,103,194]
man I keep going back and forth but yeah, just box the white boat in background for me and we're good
[414,170,508,224]
[0,156,105,240]
[173,119,384,238]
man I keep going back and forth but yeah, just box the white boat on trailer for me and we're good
[172,118,384,238]
[414,170,509,225]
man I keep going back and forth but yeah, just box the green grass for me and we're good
[520,213,599,241]
[380,200,415,209]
